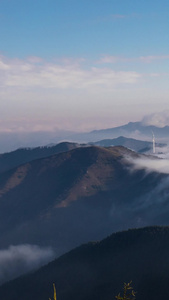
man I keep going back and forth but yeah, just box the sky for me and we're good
[0,0,169,132]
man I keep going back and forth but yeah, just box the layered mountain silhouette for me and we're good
[0,142,82,173]
[0,121,169,152]
[0,130,75,153]
[0,145,167,257]
[69,121,169,142]
[0,226,169,300]
[90,136,165,153]
[0,136,162,175]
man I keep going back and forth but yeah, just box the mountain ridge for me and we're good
[0,142,84,173]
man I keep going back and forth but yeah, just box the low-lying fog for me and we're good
[0,244,54,284]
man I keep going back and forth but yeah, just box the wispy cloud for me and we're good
[139,55,169,63]
[0,56,141,90]
[96,56,125,64]
[97,54,169,64]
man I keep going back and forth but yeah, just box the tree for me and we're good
[115,281,136,300]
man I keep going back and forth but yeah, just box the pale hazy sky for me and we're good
[0,0,169,132]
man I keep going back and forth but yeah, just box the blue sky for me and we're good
[0,0,169,132]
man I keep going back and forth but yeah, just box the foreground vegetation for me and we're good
[49,284,57,300]
[115,282,136,300]
[50,282,136,300]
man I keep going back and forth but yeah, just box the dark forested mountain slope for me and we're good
[0,142,82,173]
[0,145,167,255]
[0,226,169,300]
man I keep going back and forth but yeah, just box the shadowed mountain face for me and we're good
[0,142,82,173]
[0,226,169,300]
[0,145,167,256]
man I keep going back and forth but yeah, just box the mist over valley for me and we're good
[0,132,168,287]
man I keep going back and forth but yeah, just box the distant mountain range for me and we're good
[0,145,167,258]
[69,121,169,143]
[1,226,169,300]
[0,121,169,153]
[90,136,166,153]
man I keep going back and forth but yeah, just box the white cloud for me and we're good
[130,156,169,174]
[126,152,169,175]
[96,56,125,64]
[139,55,169,63]
[142,111,169,127]
[27,56,44,63]
[97,54,169,65]
[0,244,54,284]
[0,60,11,70]
[0,54,168,134]
[0,56,141,90]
